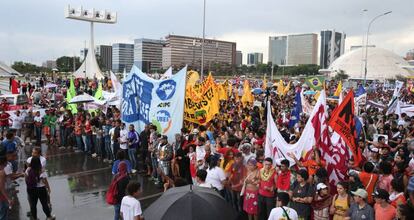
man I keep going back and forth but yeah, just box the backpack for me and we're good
[106,175,122,205]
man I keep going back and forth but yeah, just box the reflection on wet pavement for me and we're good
[10,144,162,219]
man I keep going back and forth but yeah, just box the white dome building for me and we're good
[327,47,414,80]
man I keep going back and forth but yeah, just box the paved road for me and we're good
[10,144,162,219]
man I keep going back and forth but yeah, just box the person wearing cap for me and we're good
[268,192,298,220]
[373,189,396,220]
[289,169,315,220]
[346,188,374,220]
[157,135,173,178]
[312,183,331,220]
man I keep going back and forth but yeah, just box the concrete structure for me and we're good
[247,53,263,65]
[112,43,134,73]
[287,33,318,65]
[268,33,318,66]
[134,38,165,72]
[162,35,236,70]
[65,5,117,79]
[236,51,243,66]
[96,45,112,71]
[268,36,287,65]
[320,30,346,69]
[328,47,414,80]
[42,60,57,69]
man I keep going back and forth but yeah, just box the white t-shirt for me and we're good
[25,168,48,188]
[27,156,47,168]
[11,114,24,129]
[120,129,128,150]
[120,196,142,220]
[268,206,298,220]
[198,182,212,188]
[196,145,206,161]
[109,128,116,145]
[206,167,226,191]
[34,116,42,123]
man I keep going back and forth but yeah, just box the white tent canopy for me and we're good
[0,61,21,77]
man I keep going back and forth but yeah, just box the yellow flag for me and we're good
[277,79,284,96]
[334,81,342,97]
[283,81,291,96]
[184,72,219,125]
[314,90,320,101]
[262,76,267,90]
[217,83,228,101]
[241,80,254,107]
[186,70,200,88]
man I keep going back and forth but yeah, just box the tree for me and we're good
[334,70,349,80]
[11,61,51,74]
[56,56,81,72]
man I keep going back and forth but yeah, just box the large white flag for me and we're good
[264,91,328,166]
[161,67,173,80]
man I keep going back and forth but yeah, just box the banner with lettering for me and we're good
[121,66,187,142]
[184,73,219,125]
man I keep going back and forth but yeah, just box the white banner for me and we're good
[121,66,187,142]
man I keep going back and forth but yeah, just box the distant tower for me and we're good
[65,5,117,79]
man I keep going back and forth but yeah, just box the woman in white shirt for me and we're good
[206,154,226,197]
[120,181,143,220]
[119,123,129,151]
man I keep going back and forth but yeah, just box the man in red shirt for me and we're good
[217,137,239,155]
[276,159,292,192]
[258,157,277,220]
[0,110,10,137]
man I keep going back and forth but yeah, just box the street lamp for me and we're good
[201,0,206,80]
[363,11,392,85]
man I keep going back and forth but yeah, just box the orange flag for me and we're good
[328,90,361,165]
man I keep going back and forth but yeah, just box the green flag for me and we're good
[305,76,325,91]
[94,82,103,100]
[66,86,77,114]
[69,77,76,98]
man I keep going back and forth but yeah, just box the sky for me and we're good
[1,0,414,66]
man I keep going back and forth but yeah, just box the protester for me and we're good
[111,161,130,220]
[330,182,350,220]
[268,192,298,220]
[120,181,142,220]
[373,189,396,220]
[346,188,374,220]
[258,157,277,220]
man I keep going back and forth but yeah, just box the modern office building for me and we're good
[287,33,318,65]
[268,36,287,65]
[42,60,57,69]
[162,35,237,71]
[112,43,134,73]
[320,30,346,69]
[268,33,318,66]
[247,53,263,65]
[236,51,243,66]
[96,45,112,71]
[134,38,165,72]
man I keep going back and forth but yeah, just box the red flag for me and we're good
[11,79,19,94]
[328,90,361,165]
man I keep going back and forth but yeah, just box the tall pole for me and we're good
[201,0,206,80]
[363,11,392,86]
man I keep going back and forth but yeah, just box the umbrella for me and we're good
[251,88,263,95]
[144,185,237,220]
[44,83,58,89]
[303,90,316,95]
[69,93,95,104]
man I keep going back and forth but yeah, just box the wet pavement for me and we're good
[10,144,162,220]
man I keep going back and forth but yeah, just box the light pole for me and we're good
[363,11,392,85]
[201,0,206,80]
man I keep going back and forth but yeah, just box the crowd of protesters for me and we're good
[1,74,414,220]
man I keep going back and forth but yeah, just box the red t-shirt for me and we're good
[258,169,277,197]
[217,147,239,155]
[277,170,291,191]
[0,113,10,126]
